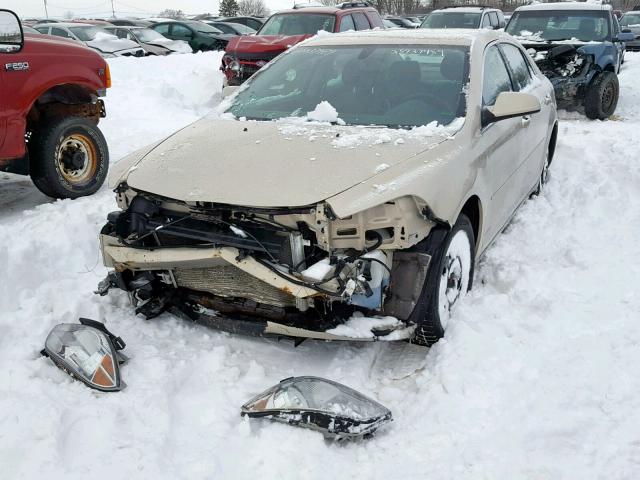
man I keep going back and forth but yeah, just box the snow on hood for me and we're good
[512,30,603,46]
[118,116,458,207]
[87,33,140,53]
[146,38,192,53]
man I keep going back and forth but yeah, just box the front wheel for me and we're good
[29,116,109,199]
[584,71,619,120]
[410,214,475,346]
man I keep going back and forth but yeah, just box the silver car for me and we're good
[34,23,144,57]
[99,29,558,346]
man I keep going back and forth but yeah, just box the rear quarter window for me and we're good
[366,10,384,28]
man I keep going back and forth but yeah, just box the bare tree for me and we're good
[237,0,270,16]
[158,9,186,19]
[63,10,74,20]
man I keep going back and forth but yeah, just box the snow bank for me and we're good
[2,51,640,480]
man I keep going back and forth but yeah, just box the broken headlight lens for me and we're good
[43,319,126,392]
[241,376,392,439]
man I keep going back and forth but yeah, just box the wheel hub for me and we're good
[55,134,97,184]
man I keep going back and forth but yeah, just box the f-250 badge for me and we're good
[5,62,29,71]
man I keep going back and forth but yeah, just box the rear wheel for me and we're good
[584,71,619,120]
[29,116,109,199]
[410,214,475,346]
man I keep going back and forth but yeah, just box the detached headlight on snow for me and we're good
[241,376,392,439]
[42,318,128,392]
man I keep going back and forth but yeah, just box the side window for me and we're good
[483,45,512,106]
[489,12,499,28]
[367,12,384,28]
[171,24,193,37]
[481,14,492,29]
[339,15,356,32]
[114,29,128,39]
[51,27,71,38]
[353,12,371,31]
[35,26,50,34]
[154,24,170,35]
[500,43,532,91]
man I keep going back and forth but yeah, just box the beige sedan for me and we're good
[99,28,558,346]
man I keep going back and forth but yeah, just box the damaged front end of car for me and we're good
[97,185,433,341]
[528,44,598,110]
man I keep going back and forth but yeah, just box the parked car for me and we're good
[104,26,192,54]
[421,6,506,29]
[383,19,397,28]
[34,23,144,57]
[620,11,640,51]
[218,16,265,31]
[222,2,384,85]
[150,20,233,51]
[506,2,634,119]
[204,21,256,35]
[98,28,557,346]
[0,9,110,198]
[385,16,419,28]
[22,25,41,34]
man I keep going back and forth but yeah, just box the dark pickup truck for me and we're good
[1,9,110,198]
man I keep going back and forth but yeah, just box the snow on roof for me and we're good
[517,2,610,12]
[305,28,502,47]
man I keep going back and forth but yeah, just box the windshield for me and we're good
[134,28,166,42]
[217,22,256,34]
[421,12,481,29]
[505,10,611,42]
[70,26,111,41]
[227,45,468,128]
[187,21,223,34]
[621,14,640,27]
[258,14,336,35]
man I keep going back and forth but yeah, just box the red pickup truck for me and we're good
[0,9,110,199]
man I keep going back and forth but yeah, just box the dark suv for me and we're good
[506,2,634,119]
[222,2,384,86]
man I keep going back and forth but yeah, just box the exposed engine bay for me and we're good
[527,44,595,107]
[97,188,435,340]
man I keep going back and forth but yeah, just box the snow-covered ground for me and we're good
[1,51,640,479]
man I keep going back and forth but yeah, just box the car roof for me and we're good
[37,22,94,27]
[432,7,492,13]
[274,6,373,15]
[516,2,610,12]
[303,28,505,47]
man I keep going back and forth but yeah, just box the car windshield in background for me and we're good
[188,21,223,34]
[230,23,256,34]
[421,12,481,29]
[227,45,469,128]
[620,14,640,27]
[506,10,610,42]
[258,14,336,35]
[134,28,166,42]
[70,26,109,41]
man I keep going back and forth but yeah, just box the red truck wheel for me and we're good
[29,116,109,199]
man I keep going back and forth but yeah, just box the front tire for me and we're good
[29,116,109,199]
[410,214,475,346]
[584,71,619,120]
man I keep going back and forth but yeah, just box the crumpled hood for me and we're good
[119,118,448,207]
[87,36,139,53]
[226,34,310,57]
[145,38,192,53]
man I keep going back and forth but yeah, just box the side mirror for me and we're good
[222,85,239,98]
[482,91,541,126]
[0,9,24,53]
[616,32,636,42]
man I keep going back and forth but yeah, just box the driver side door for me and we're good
[170,24,195,49]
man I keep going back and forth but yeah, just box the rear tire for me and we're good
[584,71,619,120]
[410,214,475,346]
[29,116,109,199]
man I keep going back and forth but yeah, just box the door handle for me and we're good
[521,115,531,127]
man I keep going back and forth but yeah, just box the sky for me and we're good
[3,0,295,19]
